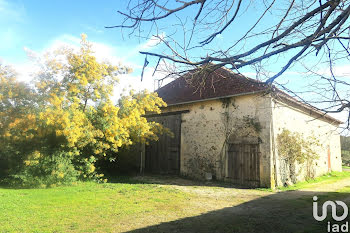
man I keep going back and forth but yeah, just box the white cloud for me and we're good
[301,64,350,78]
[328,110,350,135]
[329,110,349,124]
[241,71,257,78]
[115,69,157,96]
[82,25,104,34]
[0,0,25,51]
[48,34,123,64]
[3,34,172,97]
[13,62,39,82]
[324,65,350,77]
[0,0,25,22]
[114,59,176,96]
[121,33,166,61]
[137,33,165,51]
[41,34,164,69]
[0,28,19,50]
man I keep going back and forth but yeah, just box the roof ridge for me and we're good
[156,66,265,92]
[155,66,342,125]
[219,66,265,85]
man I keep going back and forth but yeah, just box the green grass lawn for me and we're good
[0,181,193,232]
[277,171,350,191]
[1,173,350,233]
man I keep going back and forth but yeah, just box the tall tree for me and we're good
[109,0,350,129]
[0,35,167,186]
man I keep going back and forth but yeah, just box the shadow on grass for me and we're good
[126,190,350,233]
[0,180,23,189]
[107,174,261,190]
[0,174,250,190]
[109,171,350,192]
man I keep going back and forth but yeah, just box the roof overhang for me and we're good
[273,92,343,125]
[163,90,268,107]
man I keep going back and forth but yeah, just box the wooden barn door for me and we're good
[228,144,260,187]
[145,114,181,174]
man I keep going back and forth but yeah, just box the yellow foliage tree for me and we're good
[0,35,167,186]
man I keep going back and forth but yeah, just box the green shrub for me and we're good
[9,150,79,188]
[0,36,165,187]
[342,150,350,166]
[277,129,319,183]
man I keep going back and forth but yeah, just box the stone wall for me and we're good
[271,99,342,187]
[164,93,273,187]
[156,93,341,188]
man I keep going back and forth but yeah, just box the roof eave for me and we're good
[164,90,269,107]
[274,93,343,125]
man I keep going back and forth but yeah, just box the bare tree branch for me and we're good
[110,0,350,128]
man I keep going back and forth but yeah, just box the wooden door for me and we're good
[145,114,181,174]
[228,144,260,187]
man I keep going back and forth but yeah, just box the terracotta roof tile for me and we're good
[156,67,268,105]
[155,67,342,125]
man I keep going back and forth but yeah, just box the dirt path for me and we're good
[135,175,350,200]
[300,177,350,192]
[128,176,350,233]
[269,177,350,201]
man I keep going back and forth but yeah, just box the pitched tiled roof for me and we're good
[156,67,342,125]
[156,67,268,105]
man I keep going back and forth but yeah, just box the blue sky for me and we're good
[0,0,165,91]
[0,0,348,124]
[0,0,274,76]
[0,0,342,77]
[0,0,134,62]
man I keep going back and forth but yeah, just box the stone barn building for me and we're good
[142,67,342,188]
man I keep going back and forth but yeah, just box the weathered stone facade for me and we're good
[155,93,342,188]
[144,67,342,188]
[271,99,342,187]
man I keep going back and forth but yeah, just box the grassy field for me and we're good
[277,171,350,191]
[0,181,192,232]
[1,173,350,233]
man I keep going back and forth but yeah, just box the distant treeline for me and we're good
[341,136,350,166]
[341,136,350,151]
